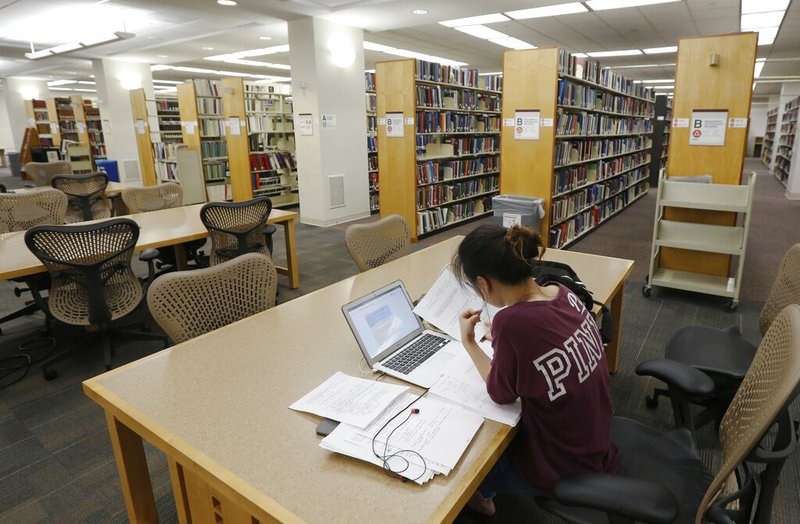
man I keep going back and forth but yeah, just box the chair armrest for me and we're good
[636,359,715,396]
[554,473,679,524]
[138,249,160,262]
[138,248,160,287]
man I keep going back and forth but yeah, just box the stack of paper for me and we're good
[320,393,484,484]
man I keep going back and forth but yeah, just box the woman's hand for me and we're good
[459,309,482,345]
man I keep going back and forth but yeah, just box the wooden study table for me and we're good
[0,203,300,289]
[83,237,632,524]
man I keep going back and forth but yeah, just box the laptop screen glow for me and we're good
[346,285,419,359]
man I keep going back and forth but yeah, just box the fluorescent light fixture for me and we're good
[754,61,765,77]
[478,71,503,76]
[25,31,135,60]
[25,49,54,59]
[19,86,40,99]
[647,85,674,89]
[217,0,237,5]
[47,79,76,86]
[586,49,642,57]
[741,0,790,14]
[489,37,536,50]
[151,64,290,81]
[363,42,395,53]
[49,87,97,93]
[643,46,677,54]
[363,41,467,67]
[153,80,183,84]
[585,0,680,10]
[412,9,428,15]
[224,58,291,70]
[506,3,587,20]
[757,27,779,45]
[454,25,508,40]
[740,12,786,30]
[612,62,674,69]
[635,78,673,83]
[572,52,589,58]
[150,64,173,71]
[364,69,376,73]
[439,13,509,27]
[259,36,272,40]
[202,46,215,51]
[76,81,96,85]
[205,45,289,62]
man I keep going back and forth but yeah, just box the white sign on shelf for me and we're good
[689,110,727,146]
[503,118,514,127]
[728,117,748,129]
[134,119,146,135]
[386,112,404,138]
[228,117,240,136]
[76,121,85,134]
[298,113,313,136]
[672,118,689,128]
[182,121,196,136]
[404,117,414,125]
[541,118,554,128]
[321,114,337,130]
[377,117,386,126]
[502,213,522,228]
[50,123,59,134]
[514,110,540,140]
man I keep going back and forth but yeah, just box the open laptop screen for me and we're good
[344,283,421,361]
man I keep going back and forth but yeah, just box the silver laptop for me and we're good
[341,280,462,388]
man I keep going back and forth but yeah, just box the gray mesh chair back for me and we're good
[0,188,67,233]
[759,244,800,335]
[24,161,71,187]
[699,304,800,520]
[147,252,277,344]
[51,172,110,222]
[121,182,183,213]
[24,218,143,326]
[200,196,272,265]
[345,214,411,272]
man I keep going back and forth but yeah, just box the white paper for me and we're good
[135,119,146,135]
[404,117,414,125]
[290,372,408,429]
[413,267,485,342]
[729,118,748,129]
[321,114,336,130]
[690,110,727,146]
[298,113,313,136]
[503,118,515,127]
[514,110,540,140]
[672,118,689,128]
[386,112,404,138]
[377,117,386,125]
[429,352,522,426]
[182,121,196,136]
[76,121,86,134]
[541,118,554,128]
[503,213,521,227]
[50,123,59,134]
[228,117,240,136]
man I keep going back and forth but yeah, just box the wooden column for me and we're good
[129,89,158,186]
[221,77,252,202]
[662,32,757,276]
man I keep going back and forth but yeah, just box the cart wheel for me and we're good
[642,286,652,298]
[645,274,649,284]
[726,300,739,311]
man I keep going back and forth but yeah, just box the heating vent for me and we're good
[122,159,141,183]
[329,174,345,208]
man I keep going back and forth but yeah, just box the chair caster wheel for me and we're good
[645,395,658,409]
[42,368,58,381]
[726,300,739,311]
[642,286,652,298]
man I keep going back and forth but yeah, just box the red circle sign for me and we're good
[692,129,702,138]
[516,127,523,133]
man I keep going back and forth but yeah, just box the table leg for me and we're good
[605,282,625,373]
[282,219,299,289]
[173,244,188,271]
[105,411,159,523]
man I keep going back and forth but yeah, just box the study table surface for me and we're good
[0,203,300,288]
[82,237,633,524]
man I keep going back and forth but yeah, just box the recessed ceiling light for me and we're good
[506,3,587,20]
[412,9,428,15]
[642,46,677,54]
[741,11,786,30]
[157,54,168,58]
[741,0,790,15]
[454,25,508,40]
[586,49,642,57]
[217,0,237,6]
[439,13,509,27]
[489,37,536,50]
[202,46,214,51]
[259,36,272,40]
[585,0,680,10]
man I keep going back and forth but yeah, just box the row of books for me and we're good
[367,115,377,133]
[248,134,295,153]
[557,80,653,116]
[415,60,482,89]
[156,161,178,181]
[368,172,379,191]
[200,119,226,137]
[204,162,228,182]
[417,136,500,156]
[197,98,223,115]
[416,157,500,185]
[366,93,377,113]
[159,119,181,132]
[416,86,501,113]
[551,169,648,224]
[554,136,651,167]
[245,97,280,113]
[91,145,107,158]
[201,140,227,158]
[365,72,376,92]
[370,193,380,211]
[368,155,378,171]
[153,142,179,161]
[553,151,651,195]
[206,183,232,202]
[244,82,279,95]
[250,151,295,172]
[416,197,493,236]
[194,79,222,97]
[482,75,502,92]
[156,99,179,112]
[251,173,290,192]
[367,135,378,152]
[416,176,499,211]
[557,49,654,100]
[248,115,294,133]
[34,112,49,122]
[416,111,500,134]
[555,110,652,136]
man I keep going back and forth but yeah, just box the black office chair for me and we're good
[538,304,800,524]
[0,183,6,193]
[24,218,167,379]
[200,196,275,265]
[639,243,800,431]
[51,172,111,222]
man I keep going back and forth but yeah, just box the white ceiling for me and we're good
[0,0,797,100]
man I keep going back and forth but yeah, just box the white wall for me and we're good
[0,90,15,153]
[747,101,768,157]
[2,77,50,151]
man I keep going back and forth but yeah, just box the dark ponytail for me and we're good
[452,224,545,288]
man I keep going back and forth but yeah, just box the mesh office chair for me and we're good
[538,304,800,524]
[24,161,71,187]
[147,252,277,344]
[639,243,800,431]
[0,183,6,193]
[345,214,411,272]
[0,188,68,335]
[200,196,274,265]
[121,182,183,213]
[51,172,110,223]
[24,218,166,379]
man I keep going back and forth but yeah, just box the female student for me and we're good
[453,224,618,516]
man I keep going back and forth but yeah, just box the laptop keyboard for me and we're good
[383,333,450,375]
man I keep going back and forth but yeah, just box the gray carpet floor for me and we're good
[0,157,798,523]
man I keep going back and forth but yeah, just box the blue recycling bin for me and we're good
[95,159,119,182]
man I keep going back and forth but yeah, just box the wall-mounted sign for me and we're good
[386,112,404,138]
[298,113,313,136]
[514,110,540,140]
[689,110,727,146]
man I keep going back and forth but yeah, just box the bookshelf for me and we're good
[177,79,230,201]
[366,71,379,213]
[649,95,671,186]
[376,59,503,240]
[775,96,798,188]
[82,99,106,161]
[154,96,184,184]
[53,97,81,147]
[25,99,56,147]
[762,107,778,168]
[501,48,654,249]
[129,88,158,186]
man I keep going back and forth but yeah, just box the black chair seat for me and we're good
[537,417,713,524]
[665,325,756,379]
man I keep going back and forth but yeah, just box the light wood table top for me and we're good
[83,237,633,523]
[0,204,298,281]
